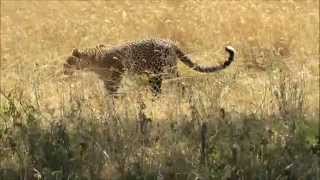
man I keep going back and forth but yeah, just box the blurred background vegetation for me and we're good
[0,0,319,179]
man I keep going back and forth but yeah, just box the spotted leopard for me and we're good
[64,39,235,95]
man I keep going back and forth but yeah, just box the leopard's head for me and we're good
[63,48,95,75]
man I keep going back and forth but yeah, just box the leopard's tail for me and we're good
[175,46,235,73]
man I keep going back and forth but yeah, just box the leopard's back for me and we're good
[118,39,178,74]
[74,39,178,74]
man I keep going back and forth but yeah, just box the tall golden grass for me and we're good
[1,0,319,118]
[0,1,319,179]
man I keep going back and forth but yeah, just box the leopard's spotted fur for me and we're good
[64,39,235,95]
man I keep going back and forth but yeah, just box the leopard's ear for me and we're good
[72,48,80,58]
[96,44,106,48]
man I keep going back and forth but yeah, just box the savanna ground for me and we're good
[0,0,319,179]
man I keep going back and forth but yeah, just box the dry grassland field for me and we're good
[0,0,319,179]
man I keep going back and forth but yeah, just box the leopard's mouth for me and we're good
[63,63,76,75]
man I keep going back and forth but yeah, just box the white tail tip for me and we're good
[225,46,236,53]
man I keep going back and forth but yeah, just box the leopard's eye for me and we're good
[79,59,90,66]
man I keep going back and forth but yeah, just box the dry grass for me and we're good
[0,0,319,179]
[1,0,319,115]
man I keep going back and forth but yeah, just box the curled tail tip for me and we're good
[225,46,236,54]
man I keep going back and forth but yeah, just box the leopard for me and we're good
[63,39,235,96]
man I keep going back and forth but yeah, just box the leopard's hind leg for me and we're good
[175,71,186,96]
[149,74,162,96]
[166,66,186,96]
